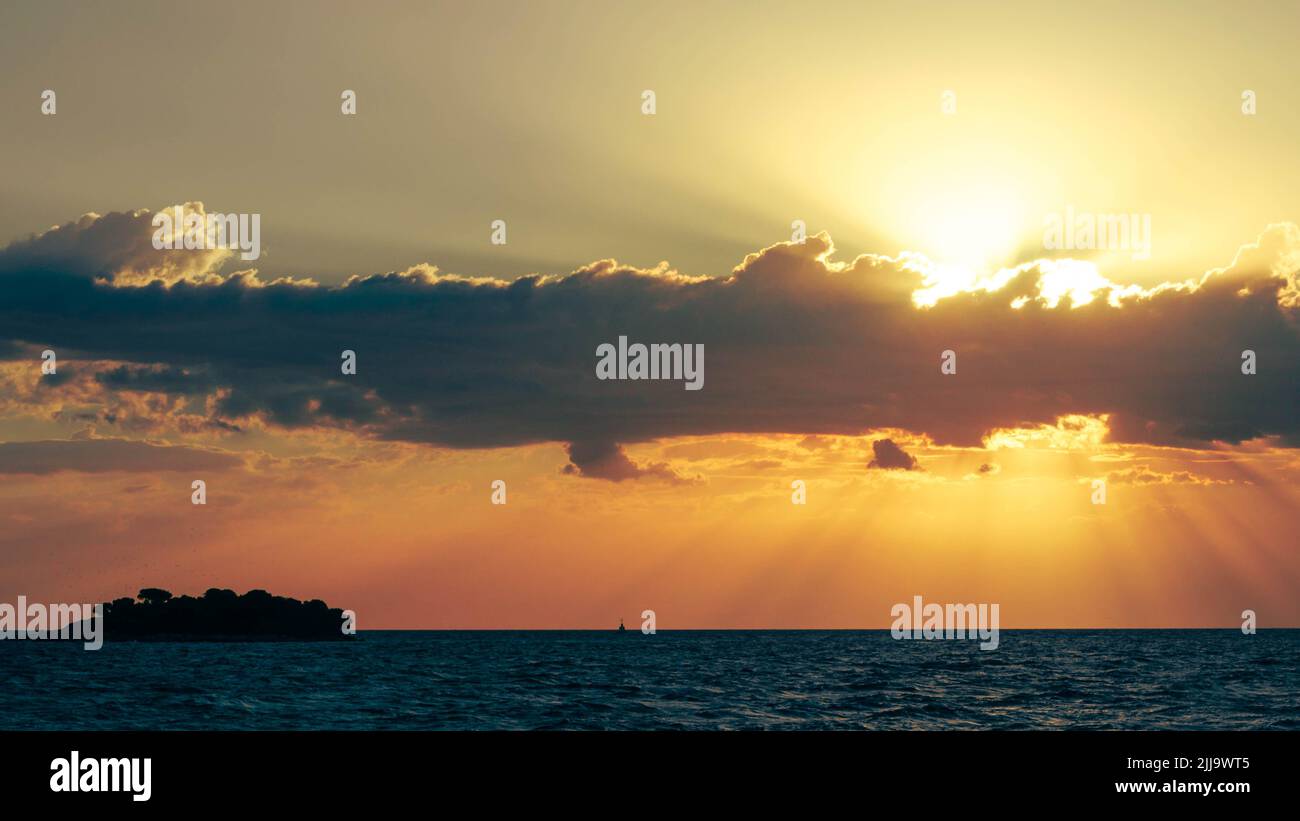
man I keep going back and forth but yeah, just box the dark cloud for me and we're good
[867,438,918,470]
[95,364,215,395]
[562,440,685,483]
[0,439,242,474]
[1,207,1298,478]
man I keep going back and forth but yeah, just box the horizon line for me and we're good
[350,626,1300,632]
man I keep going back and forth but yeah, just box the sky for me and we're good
[0,0,1297,627]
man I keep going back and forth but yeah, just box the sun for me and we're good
[906,185,1028,271]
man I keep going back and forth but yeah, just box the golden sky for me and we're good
[0,1,1297,627]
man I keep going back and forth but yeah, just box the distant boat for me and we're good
[618,618,626,632]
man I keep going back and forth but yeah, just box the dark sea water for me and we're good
[4,630,1298,730]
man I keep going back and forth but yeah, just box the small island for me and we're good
[96,587,354,641]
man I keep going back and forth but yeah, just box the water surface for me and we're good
[4,630,1297,730]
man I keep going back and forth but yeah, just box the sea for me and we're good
[4,630,1297,730]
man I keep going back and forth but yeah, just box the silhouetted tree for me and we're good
[138,588,172,605]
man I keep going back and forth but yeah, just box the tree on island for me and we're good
[138,588,172,605]
[99,587,351,641]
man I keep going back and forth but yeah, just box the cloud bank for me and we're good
[1,206,1297,478]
